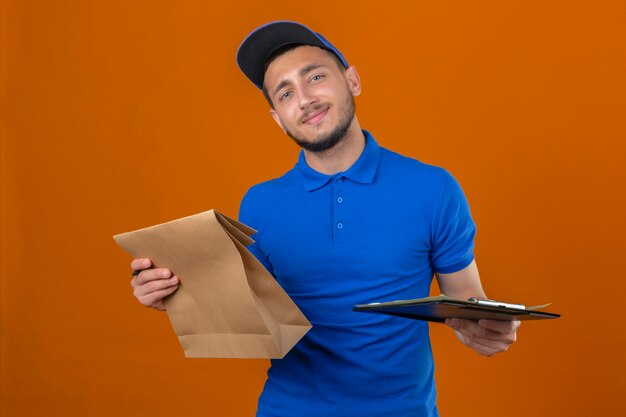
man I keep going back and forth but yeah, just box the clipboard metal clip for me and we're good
[468,297,526,310]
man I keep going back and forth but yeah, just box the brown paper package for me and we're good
[113,209,312,358]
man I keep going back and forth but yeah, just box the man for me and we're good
[130,21,519,417]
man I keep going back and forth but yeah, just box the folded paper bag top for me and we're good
[113,209,312,359]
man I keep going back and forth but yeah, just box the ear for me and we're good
[343,65,362,97]
[270,109,287,133]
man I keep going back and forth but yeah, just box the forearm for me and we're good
[435,260,487,300]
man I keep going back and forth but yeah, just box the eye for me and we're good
[310,74,325,83]
[279,91,292,101]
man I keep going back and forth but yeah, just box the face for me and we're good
[263,46,361,152]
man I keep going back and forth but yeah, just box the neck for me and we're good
[303,117,365,175]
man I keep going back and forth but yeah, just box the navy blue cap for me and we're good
[236,21,348,89]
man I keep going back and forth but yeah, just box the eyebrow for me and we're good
[272,63,328,97]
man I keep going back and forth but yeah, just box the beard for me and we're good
[284,93,356,153]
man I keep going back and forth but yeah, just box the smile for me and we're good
[301,107,329,125]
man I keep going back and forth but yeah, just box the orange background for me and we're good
[2,1,625,416]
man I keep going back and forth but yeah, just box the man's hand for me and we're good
[446,318,520,357]
[130,258,179,311]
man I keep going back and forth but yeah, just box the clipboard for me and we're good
[353,295,560,322]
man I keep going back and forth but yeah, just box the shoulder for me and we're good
[239,166,302,220]
[242,167,299,201]
[378,146,455,188]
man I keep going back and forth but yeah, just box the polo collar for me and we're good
[296,130,381,192]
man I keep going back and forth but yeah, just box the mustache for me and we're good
[300,104,329,123]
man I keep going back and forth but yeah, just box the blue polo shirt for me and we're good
[239,130,475,417]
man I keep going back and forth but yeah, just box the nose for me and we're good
[297,86,318,110]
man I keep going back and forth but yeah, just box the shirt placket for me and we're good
[332,175,346,245]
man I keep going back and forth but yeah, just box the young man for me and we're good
[130,21,519,417]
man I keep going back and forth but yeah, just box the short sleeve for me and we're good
[238,187,275,276]
[430,170,476,274]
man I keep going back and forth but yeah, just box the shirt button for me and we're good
[337,177,343,182]
[337,222,343,229]
[337,197,343,203]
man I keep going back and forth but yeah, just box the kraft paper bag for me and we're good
[113,209,312,358]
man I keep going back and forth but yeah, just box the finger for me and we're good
[466,327,516,349]
[448,318,513,342]
[152,300,166,311]
[462,337,507,357]
[133,276,179,297]
[478,319,521,334]
[453,329,512,356]
[132,268,172,286]
[131,258,152,271]
[447,318,490,337]
[137,284,179,308]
